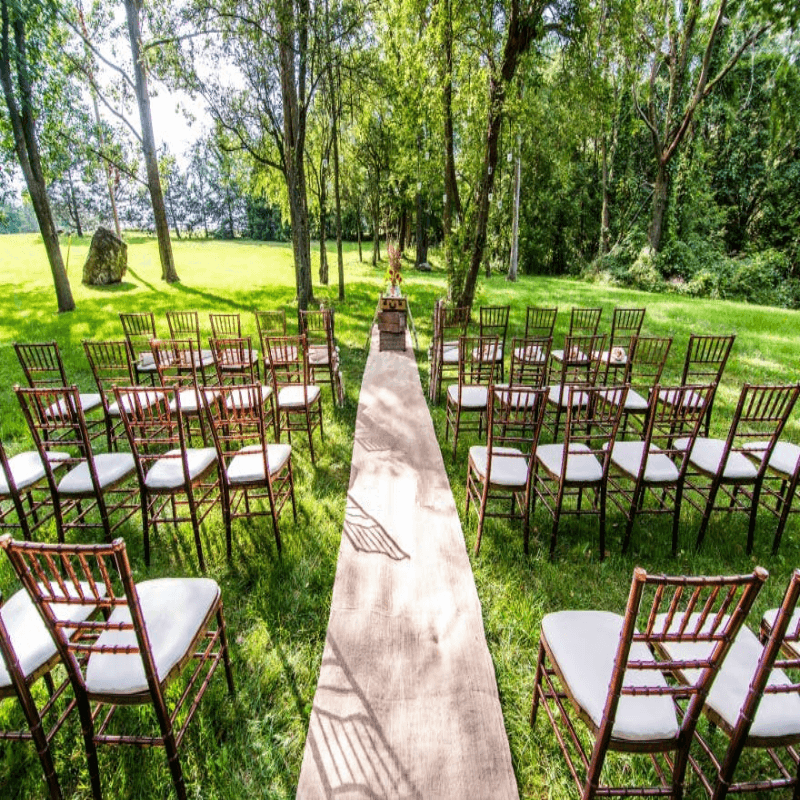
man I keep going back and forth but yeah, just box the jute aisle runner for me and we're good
[296,327,519,799]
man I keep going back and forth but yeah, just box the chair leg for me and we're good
[695,482,721,550]
[141,493,151,567]
[672,483,685,555]
[772,475,798,554]
[746,480,763,555]
[75,695,103,800]
[186,491,206,572]
[529,640,546,727]
[599,482,607,560]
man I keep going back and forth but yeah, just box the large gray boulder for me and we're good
[82,227,127,286]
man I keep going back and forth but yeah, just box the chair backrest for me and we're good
[13,342,69,389]
[643,383,716,459]
[508,336,552,388]
[568,307,602,336]
[209,337,257,385]
[210,313,242,340]
[264,335,311,389]
[437,304,470,345]
[555,333,605,388]
[254,310,287,340]
[723,383,800,476]
[457,335,499,389]
[166,311,204,351]
[119,312,157,362]
[489,385,548,459]
[523,306,557,339]
[479,305,510,342]
[82,340,135,406]
[298,308,333,345]
[681,333,736,386]
[150,338,203,391]
[561,384,627,473]
[609,307,646,348]
[595,567,766,778]
[0,535,171,710]
[627,336,672,389]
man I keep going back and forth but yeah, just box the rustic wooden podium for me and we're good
[367,295,419,351]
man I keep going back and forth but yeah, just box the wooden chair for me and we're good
[210,314,259,378]
[606,383,716,554]
[478,305,510,382]
[14,341,104,442]
[658,333,735,437]
[522,305,557,339]
[545,333,605,437]
[114,385,219,570]
[530,566,767,800]
[0,568,108,800]
[14,385,138,544]
[595,307,646,384]
[150,339,220,447]
[681,383,800,554]
[298,308,342,405]
[548,306,603,381]
[0,535,235,800]
[165,311,215,383]
[0,437,69,540]
[499,336,552,391]
[429,303,470,404]
[254,309,287,340]
[467,385,548,555]
[444,335,498,461]
[533,383,626,558]
[119,312,159,384]
[611,335,673,438]
[204,383,296,558]
[659,568,800,799]
[82,339,145,451]
[263,335,324,463]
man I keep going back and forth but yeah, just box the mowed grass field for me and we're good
[0,233,799,798]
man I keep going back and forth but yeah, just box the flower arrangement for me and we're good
[385,243,403,296]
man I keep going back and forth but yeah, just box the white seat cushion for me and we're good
[45,392,103,419]
[145,448,217,490]
[170,388,219,414]
[225,385,273,410]
[542,610,679,743]
[609,441,679,484]
[472,345,503,362]
[227,443,292,483]
[513,345,546,363]
[85,577,220,696]
[743,441,800,478]
[58,453,135,495]
[658,387,705,410]
[676,437,758,480]
[0,450,70,494]
[598,387,648,413]
[536,443,603,483]
[469,445,528,488]
[494,385,539,409]
[277,385,321,408]
[308,345,331,365]
[658,617,800,742]
[0,583,105,689]
[108,390,163,417]
[447,385,488,409]
[762,608,800,639]
[548,385,589,409]
[441,346,459,365]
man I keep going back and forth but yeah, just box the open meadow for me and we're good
[1,233,799,798]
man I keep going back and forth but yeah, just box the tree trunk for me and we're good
[441,0,461,282]
[319,174,328,284]
[508,148,520,281]
[332,67,344,301]
[648,160,669,253]
[415,188,428,267]
[0,2,74,312]
[598,135,611,257]
[68,169,84,237]
[124,0,178,282]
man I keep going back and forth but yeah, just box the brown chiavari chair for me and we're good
[165,311,215,383]
[511,308,556,373]
[254,309,287,339]
[478,305,510,383]
[0,568,108,800]
[114,384,219,570]
[119,312,159,384]
[533,384,627,558]
[14,385,138,544]
[530,566,767,800]
[606,383,716,555]
[657,333,735,437]
[444,335,498,461]
[497,336,552,392]
[467,385,548,555]
[210,314,260,379]
[14,341,104,443]
[548,306,603,381]
[203,384,296,558]
[0,535,235,800]
[680,383,800,554]
[263,335,324,464]
[595,307,646,384]
[522,305,557,339]
[659,569,800,799]
[429,303,470,404]
[298,308,342,406]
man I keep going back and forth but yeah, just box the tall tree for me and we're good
[0,0,74,311]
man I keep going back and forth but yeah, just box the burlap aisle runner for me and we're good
[296,327,519,799]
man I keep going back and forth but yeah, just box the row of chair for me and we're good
[0,534,234,800]
[532,563,800,799]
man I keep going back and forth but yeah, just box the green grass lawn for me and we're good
[0,233,798,798]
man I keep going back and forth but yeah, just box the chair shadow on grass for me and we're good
[304,632,421,799]
[343,494,410,561]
